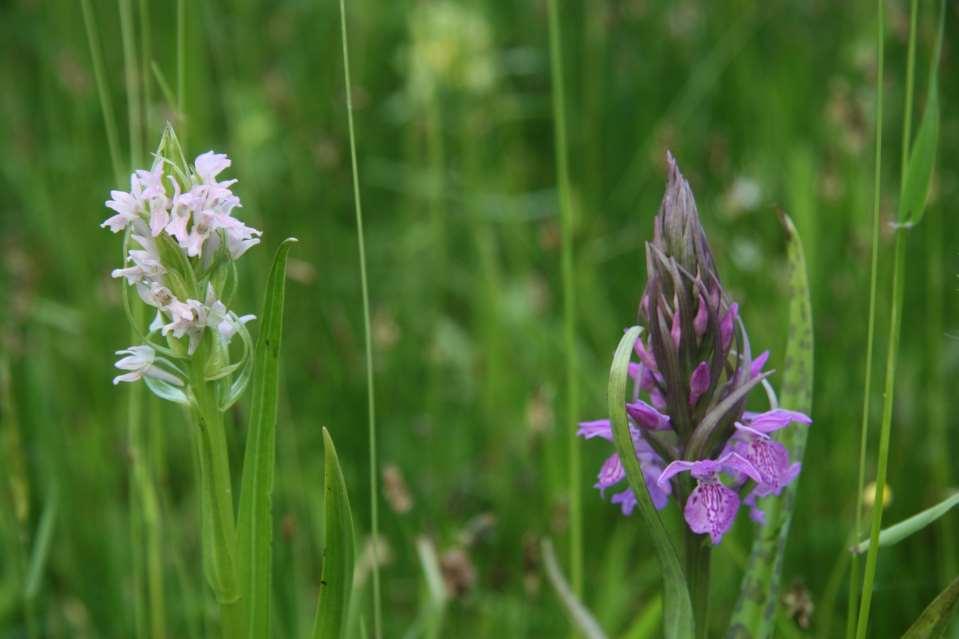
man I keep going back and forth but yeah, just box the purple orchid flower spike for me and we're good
[577,420,672,512]
[579,153,813,549]
[658,453,763,544]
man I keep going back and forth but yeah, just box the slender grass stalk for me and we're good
[139,0,153,138]
[137,6,168,636]
[118,0,142,165]
[117,5,148,636]
[846,1,885,636]
[854,2,919,636]
[338,2,382,636]
[546,0,582,600]
[80,0,123,183]
[855,223,905,639]
[177,0,186,126]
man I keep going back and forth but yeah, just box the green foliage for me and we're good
[902,577,959,639]
[897,0,945,227]
[853,493,959,555]
[237,238,296,638]
[728,213,814,637]
[3,1,959,637]
[312,428,356,639]
[609,327,694,639]
[541,539,608,639]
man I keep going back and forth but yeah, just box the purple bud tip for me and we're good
[750,350,770,378]
[688,361,710,405]
[626,400,671,431]
[633,338,658,371]
[694,294,708,337]
[670,307,681,349]
[720,303,739,351]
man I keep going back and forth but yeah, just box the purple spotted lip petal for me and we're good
[684,480,741,544]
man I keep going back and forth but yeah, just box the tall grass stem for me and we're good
[855,1,918,636]
[118,0,142,166]
[80,0,123,183]
[338,1,382,636]
[177,0,186,127]
[846,1,884,636]
[546,0,582,600]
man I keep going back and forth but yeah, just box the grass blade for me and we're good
[855,4,945,636]
[852,493,959,555]
[542,539,608,639]
[898,0,945,227]
[847,1,888,635]
[237,238,297,638]
[727,212,814,637]
[337,1,382,635]
[312,428,357,639]
[23,489,58,602]
[80,0,123,183]
[545,0,583,599]
[609,326,694,639]
[901,576,959,639]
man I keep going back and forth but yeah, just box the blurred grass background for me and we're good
[1,0,958,637]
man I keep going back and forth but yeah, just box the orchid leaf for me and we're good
[852,492,959,555]
[727,213,813,638]
[609,326,694,639]
[897,0,944,227]
[312,427,356,639]
[901,576,959,639]
[237,238,296,638]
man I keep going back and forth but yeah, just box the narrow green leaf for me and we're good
[541,538,608,639]
[898,0,944,226]
[414,537,448,639]
[609,326,694,639]
[313,427,356,639]
[24,489,58,601]
[727,213,814,638]
[902,576,959,639]
[237,238,297,638]
[852,492,959,555]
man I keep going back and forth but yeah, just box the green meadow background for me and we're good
[1,0,958,636]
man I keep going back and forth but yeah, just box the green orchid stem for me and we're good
[685,524,711,638]
[189,353,245,639]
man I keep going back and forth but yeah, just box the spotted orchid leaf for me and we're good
[901,575,959,639]
[727,213,813,638]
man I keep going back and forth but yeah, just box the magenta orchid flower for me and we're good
[578,152,812,546]
[658,453,762,544]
